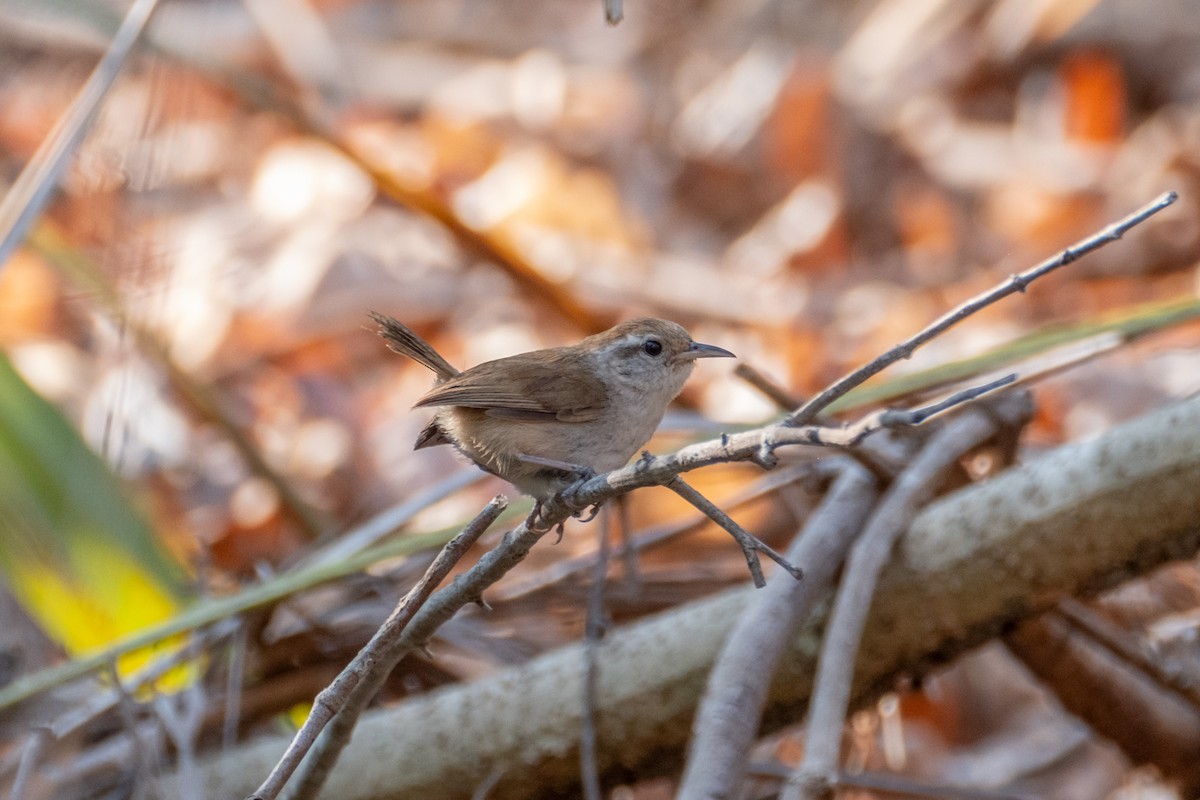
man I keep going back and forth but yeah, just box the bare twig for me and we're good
[493,464,812,602]
[787,191,1178,427]
[283,498,562,798]
[0,0,161,268]
[249,496,506,800]
[666,475,803,587]
[109,664,163,797]
[734,363,804,410]
[154,683,207,800]
[613,494,641,590]
[784,396,1032,800]
[223,623,249,752]
[877,373,1015,428]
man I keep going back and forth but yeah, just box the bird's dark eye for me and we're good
[642,339,663,356]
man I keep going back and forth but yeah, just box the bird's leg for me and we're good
[517,453,595,479]
[524,499,548,531]
[517,453,599,513]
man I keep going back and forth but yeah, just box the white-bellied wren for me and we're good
[370,313,735,500]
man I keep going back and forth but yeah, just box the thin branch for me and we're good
[248,496,506,800]
[614,494,640,590]
[877,373,1015,428]
[666,476,804,587]
[7,728,51,800]
[784,397,1032,800]
[787,191,1178,427]
[492,464,812,602]
[734,363,804,410]
[0,0,162,268]
[223,622,249,752]
[282,500,564,797]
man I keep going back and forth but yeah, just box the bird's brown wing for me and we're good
[413,349,607,422]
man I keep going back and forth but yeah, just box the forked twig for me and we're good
[492,464,813,602]
[784,398,1032,800]
[666,476,803,588]
[788,191,1178,427]
[248,496,506,800]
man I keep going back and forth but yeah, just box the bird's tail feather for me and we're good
[367,312,460,380]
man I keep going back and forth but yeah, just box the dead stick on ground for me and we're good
[247,496,506,800]
[784,397,1032,800]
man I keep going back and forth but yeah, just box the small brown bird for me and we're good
[370,313,734,500]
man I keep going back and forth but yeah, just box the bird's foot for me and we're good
[524,499,570,543]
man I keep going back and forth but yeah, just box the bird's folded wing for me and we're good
[413,351,607,423]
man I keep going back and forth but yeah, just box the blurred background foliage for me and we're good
[1,0,1200,797]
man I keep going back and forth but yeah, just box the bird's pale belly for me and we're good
[437,406,665,498]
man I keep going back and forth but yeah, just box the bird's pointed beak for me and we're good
[674,341,736,363]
